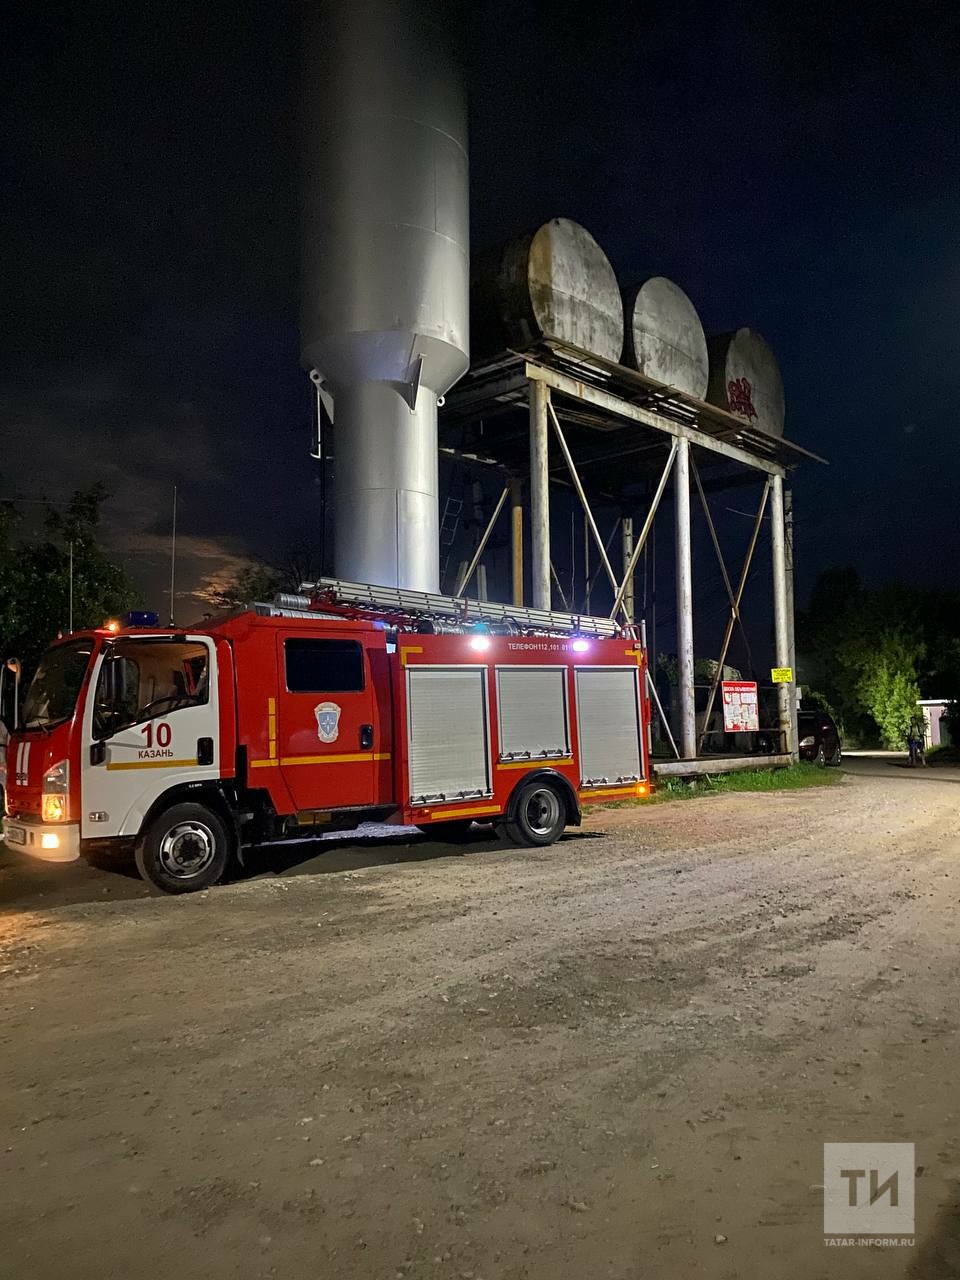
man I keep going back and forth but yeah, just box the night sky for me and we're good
[4,1,960,625]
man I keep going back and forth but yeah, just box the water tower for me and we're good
[301,0,470,591]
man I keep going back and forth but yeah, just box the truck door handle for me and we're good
[197,737,214,765]
[359,724,374,750]
[90,741,106,766]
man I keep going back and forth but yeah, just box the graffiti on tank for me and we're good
[727,377,758,420]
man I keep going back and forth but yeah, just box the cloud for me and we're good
[1,324,322,615]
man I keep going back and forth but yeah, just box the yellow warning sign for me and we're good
[771,667,794,683]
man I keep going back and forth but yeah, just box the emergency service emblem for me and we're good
[314,701,341,744]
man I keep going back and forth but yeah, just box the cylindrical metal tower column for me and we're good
[530,380,551,610]
[771,475,797,757]
[332,382,441,588]
[301,0,469,591]
[674,438,696,759]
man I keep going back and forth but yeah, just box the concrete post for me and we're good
[509,478,524,608]
[529,379,551,610]
[674,438,696,759]
[770,475,797,757]
[621,516,634,624]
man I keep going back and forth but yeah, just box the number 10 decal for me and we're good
[141,721,172,749]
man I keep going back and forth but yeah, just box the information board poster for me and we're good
[721,680,759,733]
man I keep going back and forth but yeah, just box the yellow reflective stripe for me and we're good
[282,752,390,766]
[497,758,572,770]
[425,803,501,820]
[250,752,391,768]
[106,758,198,772]
[400,645,423,666]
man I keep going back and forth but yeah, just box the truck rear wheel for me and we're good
[135,802,232,894]
[500,779,566,848]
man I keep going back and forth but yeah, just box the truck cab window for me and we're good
[94,641,209,738]
[284,638,364,693]
[22,640,94,730]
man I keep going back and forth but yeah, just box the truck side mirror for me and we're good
[90,741,106,766]
[0,657,21,732]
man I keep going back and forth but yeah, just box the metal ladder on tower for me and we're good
[438,489,464,591]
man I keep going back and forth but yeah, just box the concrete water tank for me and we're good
[472,218,624,363]
[622,277,708,398]
[706,329,785,436]
[301,0,469,592]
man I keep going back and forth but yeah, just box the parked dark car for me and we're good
[798,709,842,766]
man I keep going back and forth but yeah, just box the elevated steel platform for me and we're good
[437,337,827,772]
[440,338,825,503]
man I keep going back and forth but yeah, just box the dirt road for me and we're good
[2,757,960,1279]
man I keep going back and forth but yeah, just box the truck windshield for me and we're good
[22,639,95,731]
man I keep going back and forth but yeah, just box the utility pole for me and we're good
[169,485,178,627]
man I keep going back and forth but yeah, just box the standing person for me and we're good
[906,719,926,766]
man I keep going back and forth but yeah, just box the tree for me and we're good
[796,569,960,748]
[855,631,922,749]
[0,485,139,676]
[208,534,322,610]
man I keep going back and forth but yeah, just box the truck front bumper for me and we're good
[2,818,81,863]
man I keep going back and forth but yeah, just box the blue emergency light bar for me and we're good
[123,610,160,628]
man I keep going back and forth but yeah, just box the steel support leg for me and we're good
[785,486,798,748]
[529,380,551,610]
[697,480,770,752]
[621,516,635,624]
[510,478,524,608]
[609,441,677,620]
[548,403,620,600]
[674,438,696,759]
[771,475,796,757]
[454,485,509,597]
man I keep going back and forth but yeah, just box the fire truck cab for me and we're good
[2,580,652,894]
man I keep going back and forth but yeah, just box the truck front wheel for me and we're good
[500,780,566,848]
[135,802,232,894]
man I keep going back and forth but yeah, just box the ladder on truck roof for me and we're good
[272,576,625,639]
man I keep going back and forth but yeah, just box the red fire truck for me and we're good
[2,579,652,893]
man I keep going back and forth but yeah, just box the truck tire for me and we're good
[135,802,232,894]
[500,779,566,848]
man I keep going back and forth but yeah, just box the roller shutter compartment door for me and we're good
[407,667,490,803]
[575,667,642,786]
[496,667,569,760]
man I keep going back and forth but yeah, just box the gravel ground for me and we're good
[2,755,960,1279]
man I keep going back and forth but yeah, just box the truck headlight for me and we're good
[799,735,815,748]
[41,760,69,823]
